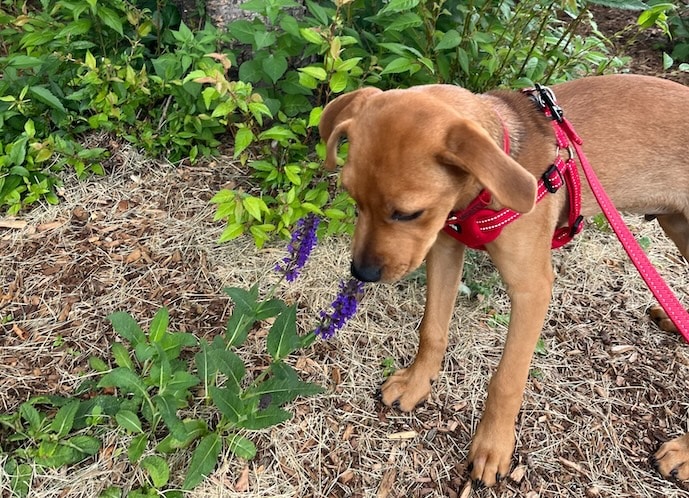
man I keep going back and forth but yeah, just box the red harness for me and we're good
[443,90,584,250]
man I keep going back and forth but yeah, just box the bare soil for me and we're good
[2,7,689,498]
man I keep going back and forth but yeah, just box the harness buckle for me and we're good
[542,164,564,194]
[534,84,564,123]
[569,215,584,237]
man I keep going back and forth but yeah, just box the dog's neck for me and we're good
[480,94,524,158]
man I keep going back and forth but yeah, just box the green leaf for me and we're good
[379,0,420,14]
[435,29,461,51]
[381,57,414,75]
[65,435,101,456]
[156,419,207,453]
[115,409,143,433]
[149,307,169,343]
[298,66,327,81]
[224,287,259,314]
[50,400,80,438]
[262,54,288,84]
[20,403,42,432]
[108,312,146,346]
[111,342,134,370]
[209,385,244,424]
[183,433,222,490]
[253,31,277,50]
[153,394,186,440]
[254,299,285,320]
[233,127,255,157]
[97,6,124,35]
[226,433,257,460]
[242,196,265,222]
[239,405,292,430]
[224,310,253,347]
[8,461,32,497]
[128,433,148,462]
[267,305,300,361]
[97,367,148,398]
[29,86,66,113]
[218,223,244,243]
[329,72,348,93]
[246,363,324,406]
[208,349,245,392]
[141,455,170,488]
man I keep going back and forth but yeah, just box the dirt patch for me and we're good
[2,7,689,498]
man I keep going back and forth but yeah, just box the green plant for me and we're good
[0,215,364,496]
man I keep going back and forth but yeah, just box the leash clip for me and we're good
[534,83,564,123]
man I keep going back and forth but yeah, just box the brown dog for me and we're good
[319,74,689,487]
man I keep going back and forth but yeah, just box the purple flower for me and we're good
[275,214,320,282]
[314,278,365,339]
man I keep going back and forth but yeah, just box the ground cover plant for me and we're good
[2,0,689,497]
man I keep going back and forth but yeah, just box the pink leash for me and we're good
[533,85,689,343]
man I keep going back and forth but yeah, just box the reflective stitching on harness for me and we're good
[443,89,583,251]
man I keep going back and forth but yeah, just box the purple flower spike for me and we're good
[275,214,321,282]
[314,278,365,340]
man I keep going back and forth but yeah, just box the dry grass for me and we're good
[1,144,689,498]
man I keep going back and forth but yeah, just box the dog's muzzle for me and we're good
[350,261,381,283]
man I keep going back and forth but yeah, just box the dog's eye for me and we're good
[391,210,423,222]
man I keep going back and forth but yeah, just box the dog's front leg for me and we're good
[380,233,465,411]
[468,240,554,487]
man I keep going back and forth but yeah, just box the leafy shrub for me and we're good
[1,0,632,245]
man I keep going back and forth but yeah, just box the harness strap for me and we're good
[443,97,583,250]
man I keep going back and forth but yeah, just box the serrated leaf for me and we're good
[224,310,252,347]
[182,433,222,490]
[141,455,170,488]
[267,305,300,361]
[115,409,143,433]
[108,312,146,346]
[149,307,169,343]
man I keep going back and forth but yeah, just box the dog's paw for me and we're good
[467,421,515,487]
[654,433,689,481]
[379,367,433,411]
[648,305,679,333]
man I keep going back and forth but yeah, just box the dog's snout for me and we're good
[351,261,382,283]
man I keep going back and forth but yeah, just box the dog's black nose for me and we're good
[350,261,381,282]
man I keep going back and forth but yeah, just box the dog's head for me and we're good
[319,86,537,283]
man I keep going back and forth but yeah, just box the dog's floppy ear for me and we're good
[440,118,537,213]
[319,87,382,170]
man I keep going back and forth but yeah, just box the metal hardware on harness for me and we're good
[443,87,583,251]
